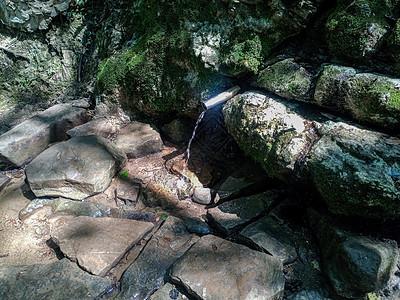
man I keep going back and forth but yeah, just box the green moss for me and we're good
[325,0,392,61]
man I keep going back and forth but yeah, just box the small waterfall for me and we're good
[183,85,240,176]
[183,110,206,174]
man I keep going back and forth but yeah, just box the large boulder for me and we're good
[0,102,89,169]
[25,135,127,200]
[223,91,400,219]
[170,235,285,300]
[308,210,399,298]
[0,259,115,299]
[50,216,154,277]
[307,121,400,219]
[223,91,317,180]
[314,64,400,130]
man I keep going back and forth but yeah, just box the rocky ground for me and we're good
[0,98,399,300]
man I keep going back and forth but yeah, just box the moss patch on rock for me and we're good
[255,58,313,101]
[325,0,395,62]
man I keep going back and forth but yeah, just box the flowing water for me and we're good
[183,110,206,174]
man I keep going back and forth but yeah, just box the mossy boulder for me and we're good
[96,0,326,117]
[307,121,400,219]
[255,58,313,101]
[222,91,313,180]
[325,0,397,62]
[314,64,400,130]
[224,92,400,219]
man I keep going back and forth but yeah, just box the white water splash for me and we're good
[183,110,206,174]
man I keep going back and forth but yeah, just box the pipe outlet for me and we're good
[202,86,240,110]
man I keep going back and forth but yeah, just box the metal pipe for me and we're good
[202,85,240,110]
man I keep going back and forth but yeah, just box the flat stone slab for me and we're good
[207,192,274,235]
[25,135,127,200]
[115,122,163,158]
[239,216,297,264]
[117,216,199,300]
[0,259,115,299]
[170,235,285,300]
[19,197,112,221]
[50,216,154,276]
[0,102,89,169]
[67,117,117,139]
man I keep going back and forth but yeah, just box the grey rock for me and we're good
[207,192,275,235]
[149,283,187,300]
[115,122,163,158]
[255,58,313,102]
[224,91,400,219]
[192,186,212,205]
[170,235,285,300]
[239,216,297,264]
[117,216,199,300]
[0,103,89,169]
[183,217,211,235]
[314,64,400,129]
[0,259,116,299]
[0,173,10,192]
[216,174,254,199]
[161,118,193,144]
[308,210,399,298]
[51,216,154,277]
[287,288,336,300]
[307,121,400,218]
[19,197,112,221]
[0,0,71,32]
[25,135,127,200]
[67,117,117,139]
[223,92,314,180]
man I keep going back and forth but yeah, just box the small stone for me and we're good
[192,186,212,204]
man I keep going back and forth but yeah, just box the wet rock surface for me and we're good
[115,121,163,158]
[25,135,127,200]
[50,216,154,276]
[0,102,89,169]
[170,235,285,300]
[118,216,199,300]
[0,259,115,299]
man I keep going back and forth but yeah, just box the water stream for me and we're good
[183,110,206,175]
